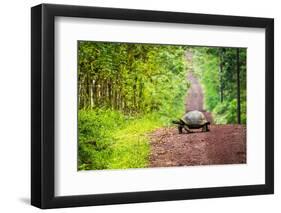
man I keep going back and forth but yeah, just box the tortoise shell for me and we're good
[181,110,207,126]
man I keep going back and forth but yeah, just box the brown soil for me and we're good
[185,72,213,123]
[149,125,246,167]
[185,72,204,112]
[149,53,246,167]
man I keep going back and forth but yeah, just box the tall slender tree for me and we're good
[219,49,224,103]
[236,48,241,124]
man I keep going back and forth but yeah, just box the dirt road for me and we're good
[185,72,213,123]
[149,125,246,167]
[149,53,246,167]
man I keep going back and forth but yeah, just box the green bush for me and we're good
[192,47,247,124]
[78,106,185,170]
[78,109,126,170]
[213,99,246,124]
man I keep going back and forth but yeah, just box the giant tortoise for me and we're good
[172,110,210,134]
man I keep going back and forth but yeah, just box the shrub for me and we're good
[78,109,125,170]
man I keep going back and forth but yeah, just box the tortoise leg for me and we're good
[202,125,206,132]
[202,123,210,132]
[184,125,191,133]
[206,122,210,131]
[178,125,183,134]
[206,124,210,131]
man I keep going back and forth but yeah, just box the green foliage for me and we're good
[213,100,237,124]
[78,109,180,171]
[109,114,163,169]
[78,42,247,171]
[78,42,187,115]
[192,47,247,124]
[78,42,188,170]
[78,109,126,170]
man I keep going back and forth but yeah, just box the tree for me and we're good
[236,48,241,124]
[78,41,187,115]
[192,47,246,124]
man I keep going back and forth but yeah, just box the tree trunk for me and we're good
[90,80,94,108]
[139,80,143,111]
[87,74,91,108]
[219,49,224,103]
[108,80,112,108]
[236,48,241,124]
[133,76,137,111]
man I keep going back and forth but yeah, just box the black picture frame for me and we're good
[31,3,274,209]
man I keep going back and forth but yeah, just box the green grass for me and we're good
[78,109,180,171]
[108,115,163,169]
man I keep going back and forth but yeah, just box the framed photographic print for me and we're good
[31,3,274,209]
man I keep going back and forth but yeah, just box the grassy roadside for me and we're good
[108,115,164,169]
[78,109,179,171]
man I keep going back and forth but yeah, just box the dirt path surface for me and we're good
[149,52,246,167]
[185,72,204,112]
[149,125,246,167]
[185,58,213,123]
